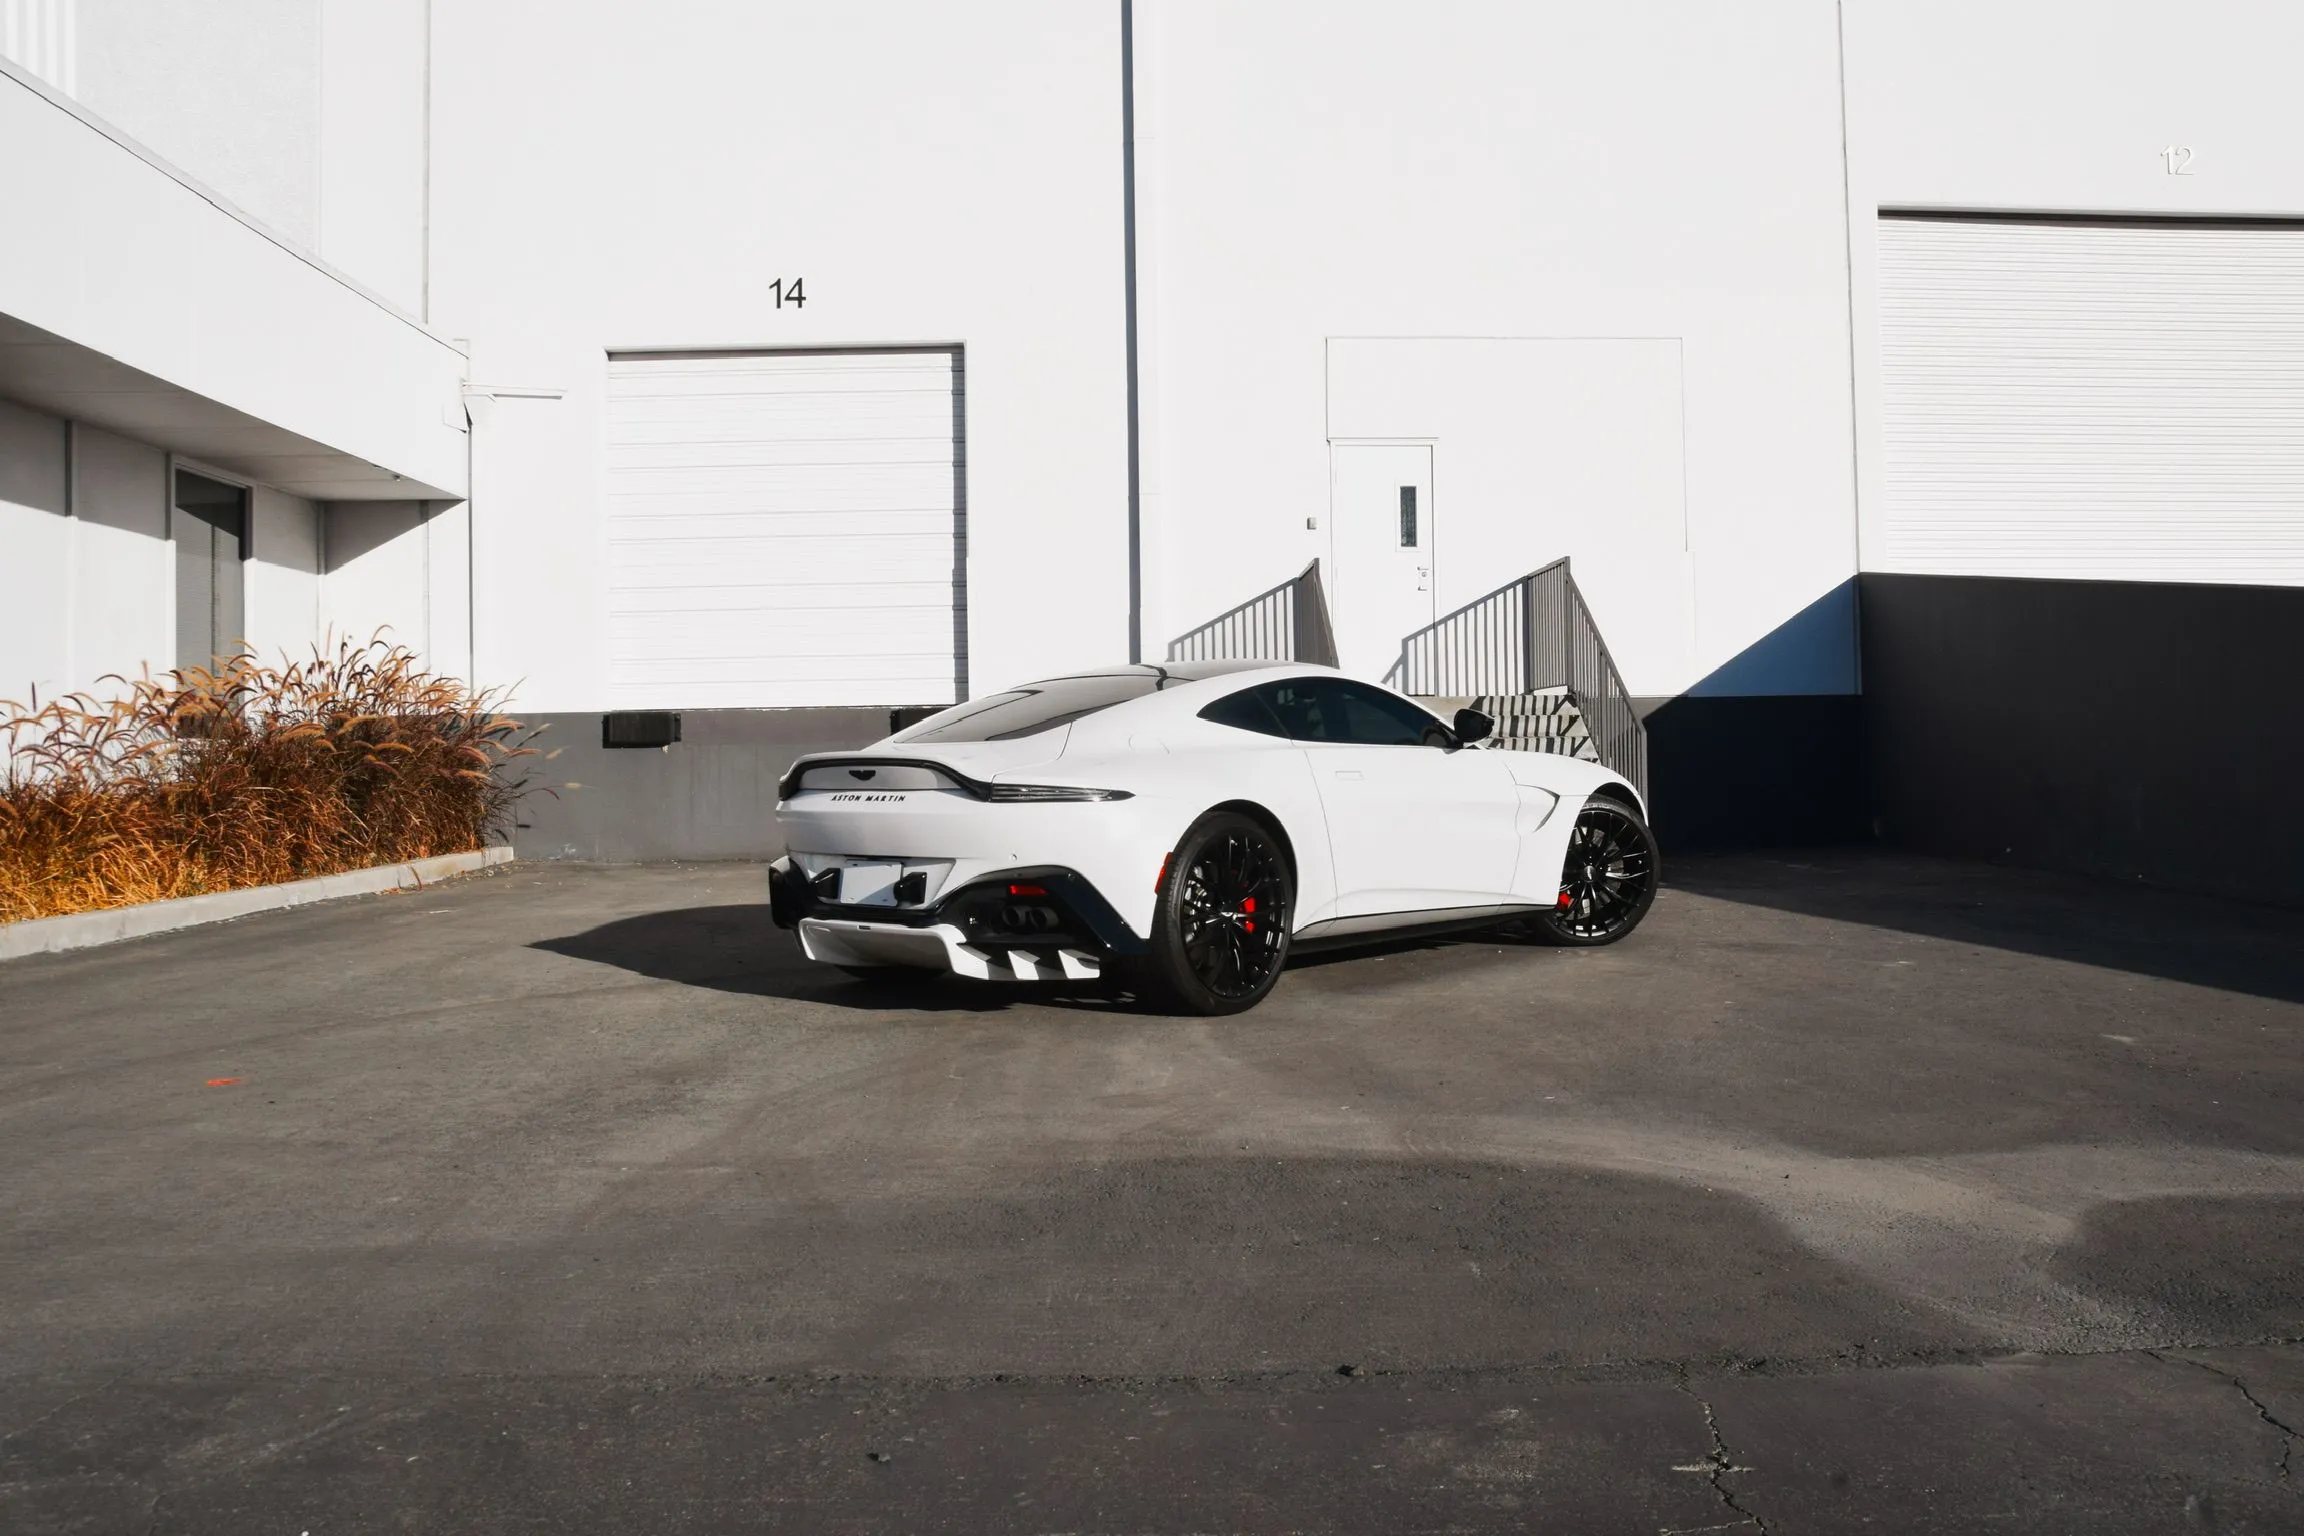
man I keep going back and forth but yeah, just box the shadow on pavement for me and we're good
[750,1154,1985,1377]
[528,903,1138,1015]
[1669,850,2304,1006]
[530,899,1528,1009]
[2050,1194,2304,1340]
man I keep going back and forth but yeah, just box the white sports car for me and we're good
[769,662,1657,1015]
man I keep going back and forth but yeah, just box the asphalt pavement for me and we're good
[1,851,2298,1532]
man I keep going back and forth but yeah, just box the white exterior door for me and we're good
[1329,444,1435,682]
[604,348,965,708]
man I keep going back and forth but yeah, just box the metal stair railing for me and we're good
[1165,560,1340,668]
[1384,558,1649,804]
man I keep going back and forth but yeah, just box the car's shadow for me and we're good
[531,903,1138,1014]
[527,902,1496,1013]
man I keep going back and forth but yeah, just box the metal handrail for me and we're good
[1384,559,1649,803]
[1165,560,1339,668]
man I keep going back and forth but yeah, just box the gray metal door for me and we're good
[173,470,247,672]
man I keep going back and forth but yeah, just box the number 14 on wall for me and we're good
[771,278,808,308]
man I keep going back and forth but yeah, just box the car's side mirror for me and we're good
[1452,707,1495,745]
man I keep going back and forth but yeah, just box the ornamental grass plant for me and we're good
[0,637,543,923]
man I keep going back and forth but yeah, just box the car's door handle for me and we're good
[1334,770,1364,781]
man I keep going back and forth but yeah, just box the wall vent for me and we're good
[602,711,682,749]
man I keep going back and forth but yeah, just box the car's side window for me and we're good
[1326,680,1452,746]
[1253,679,1332,741]
[1256,678,1449,748]
[1198,686,1290,738]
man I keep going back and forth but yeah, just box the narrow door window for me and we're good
[1399,485,1418,548]
[173,470,248,672]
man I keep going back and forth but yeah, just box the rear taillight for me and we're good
[986,783,1133,803]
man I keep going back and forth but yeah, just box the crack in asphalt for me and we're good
[2164,1354,2300,1483]
[1673,1379,1771,1535]
[0,1373,124,1450]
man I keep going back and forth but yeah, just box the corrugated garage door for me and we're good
[1878,214,2304,584]
[604,348,965,708]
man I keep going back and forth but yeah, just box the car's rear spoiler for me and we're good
[777,755,995,802]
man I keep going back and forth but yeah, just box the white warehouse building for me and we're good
[3,1,2300,903]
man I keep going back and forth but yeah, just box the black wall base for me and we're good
[510,708,892,862]
[510,578,2303,911]
[1635,694,1868,852]
[511,697,1876,863]
[1860,572,2304,908]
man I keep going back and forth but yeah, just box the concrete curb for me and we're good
[0,847,517,961]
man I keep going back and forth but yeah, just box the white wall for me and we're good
[1325,339,1696,694]
[1843,0,2304,586]
[0,0,77,93]
[70,425,170,689]
[246,484,322,664]
[431,0,1129,712]
[0,68,468,497]
[321,501,426,659]
[419,496,473,684]
[5,0,429,313]
[0,398,455,704]
[0,394,69,705]
[1138,0,1860,698]
[72,0,323,249]
[320,498,469,679]
[318,0,428,315]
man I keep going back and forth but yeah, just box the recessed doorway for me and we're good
[172,468,248,672]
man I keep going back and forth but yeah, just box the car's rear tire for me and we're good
[1524,793,1658,946]
[1134,810,1294,1016]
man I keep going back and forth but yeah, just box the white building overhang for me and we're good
[0,62,467,500]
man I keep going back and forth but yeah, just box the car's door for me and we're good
[1257,677,1521,918]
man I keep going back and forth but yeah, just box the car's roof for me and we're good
[1019,659,1338,687]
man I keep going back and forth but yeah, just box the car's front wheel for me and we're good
[1524,793,1658,945]
[1134,810,1294,1016]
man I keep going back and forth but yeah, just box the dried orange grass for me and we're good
[1,636,543,923]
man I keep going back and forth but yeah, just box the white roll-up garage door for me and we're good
[604,348,965,708]
[1878,214,2304,584]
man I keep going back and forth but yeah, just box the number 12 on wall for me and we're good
[771,278,808,308]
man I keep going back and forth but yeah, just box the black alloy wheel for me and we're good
[1138,810,1294,1015]
[1527,794,1658,945]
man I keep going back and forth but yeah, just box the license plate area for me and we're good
[804,854,953,908]
[837,861,903,907]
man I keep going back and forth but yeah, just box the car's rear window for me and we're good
[889,674,1165,743]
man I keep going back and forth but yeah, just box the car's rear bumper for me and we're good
[775,787,1175,941]
[770,859,1146,981]
[796,917,1106,981]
